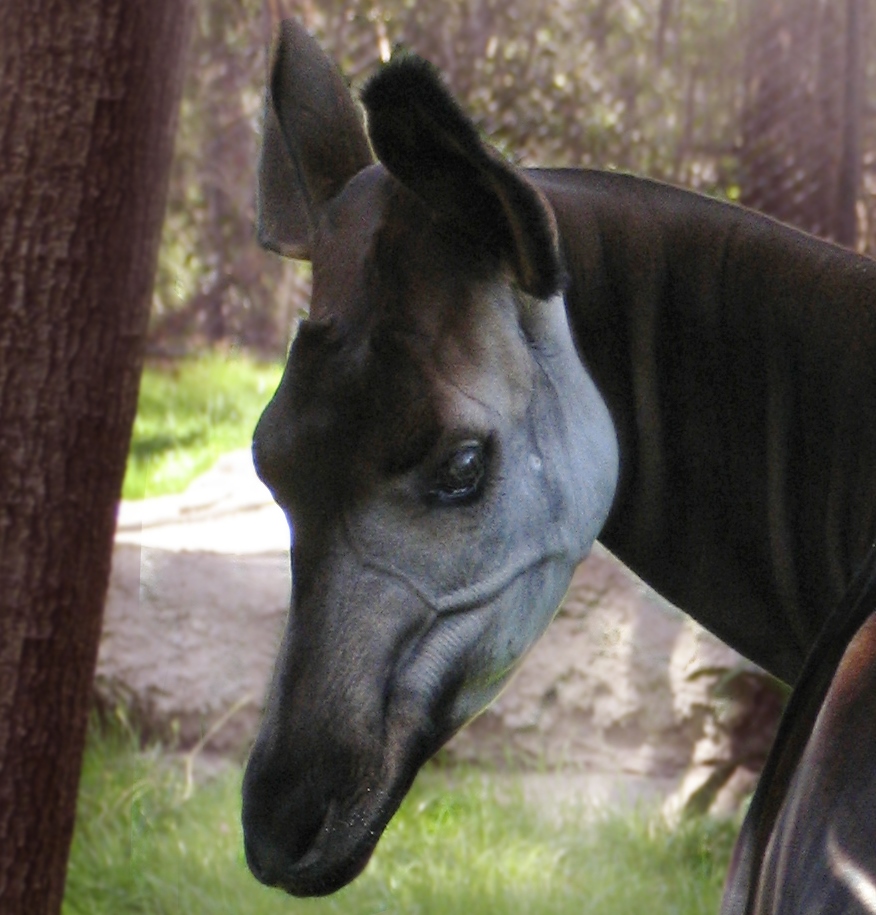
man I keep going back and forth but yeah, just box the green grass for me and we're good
[123,352,283,500]
[64,719,737,915]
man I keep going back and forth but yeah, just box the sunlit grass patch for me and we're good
[365,775,570,913]
[123,352,283,500]
[64,718,736,915]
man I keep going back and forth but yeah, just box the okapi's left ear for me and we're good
[362,57,564,299]
[258,20,374,260]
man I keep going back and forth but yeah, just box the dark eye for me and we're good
[432,441,486,504]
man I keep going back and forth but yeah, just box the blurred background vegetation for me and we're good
[150,0,875,360]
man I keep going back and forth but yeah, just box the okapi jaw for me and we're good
[242,25,618,897]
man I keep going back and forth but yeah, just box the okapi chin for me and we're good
[243,20,876,913]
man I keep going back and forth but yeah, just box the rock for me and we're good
[98,451,290,754]
[99,450,780,809]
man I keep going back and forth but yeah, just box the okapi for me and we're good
[242,20,876,913]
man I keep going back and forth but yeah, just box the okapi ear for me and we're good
[258,20,373,260]
[361,56,564,299]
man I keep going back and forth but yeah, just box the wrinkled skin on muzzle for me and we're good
[241,23,618,898]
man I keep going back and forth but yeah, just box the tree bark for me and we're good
[835,0,866,248]
[0,4,193,912]
[739,0,867,247]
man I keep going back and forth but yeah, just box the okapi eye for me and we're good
[433,442,486,504]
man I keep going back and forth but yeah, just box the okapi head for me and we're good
[242,21,618,896]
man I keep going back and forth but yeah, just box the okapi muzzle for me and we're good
[241,22,618,896]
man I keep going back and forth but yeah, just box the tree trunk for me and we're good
[739,0,867,247]
[835,0,867,248]
[0,4,193,912]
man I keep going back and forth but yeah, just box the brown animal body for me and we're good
[242,21,876,912]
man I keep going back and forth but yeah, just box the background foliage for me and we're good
[152,0,875,357]
[123,353,282,499]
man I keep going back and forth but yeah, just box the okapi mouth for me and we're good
[242,723,436,897]
[244,801,381,897]
[242,551,594,897]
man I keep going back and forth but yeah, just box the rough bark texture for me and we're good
[0,4,193,911]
